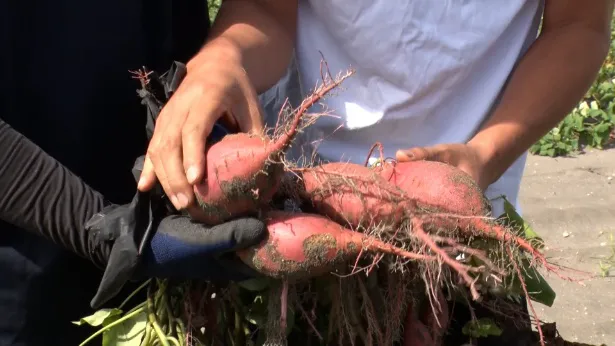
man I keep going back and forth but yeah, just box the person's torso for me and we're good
[293,0,544,215]
[0,1,209,344]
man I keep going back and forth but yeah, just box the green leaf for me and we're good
[101,310,147,346]
[245,293,295,337]
[555,141,568,150]
[73,308,123,327]
[589,109,606,119]
[246,295,268,326]
[496,198,557,306]
[503,256,557,307]
[541,142,554,150]
[595,122,613,135]
[574,115,585,130]
[462,318,502,338]
[238,277,271,292]
[501,197,544,247]
[546,148,556,157]
[529,143,541,154]
[517,261,557,307]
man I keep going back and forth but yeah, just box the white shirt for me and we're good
[261,0,544,217]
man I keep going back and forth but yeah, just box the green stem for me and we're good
[148,308,169,346]
[78,307,145,346]
[126,301,147,316]
[234,309,245,346]
[164,290,176,338]
[148,281,170,346]
[142,323,153,346]
[119,279,151,310]
[166,336,181,346]
[155,282,167,314]
[227,328,236,346]
[175,318,186,345]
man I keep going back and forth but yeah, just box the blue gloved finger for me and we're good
[206,217,267,252]
[156,215,266,254]
[141,216,266,281]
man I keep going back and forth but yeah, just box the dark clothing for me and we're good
[0,1,209,345]
[0,112,265,315]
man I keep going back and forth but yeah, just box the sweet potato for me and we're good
[294,158,493,231]
[376,160,491,217]
[191,72,352,225]
[295,162,406,228]
[191,131,287,225]
[291,159,550,289]
[236,211,431,280]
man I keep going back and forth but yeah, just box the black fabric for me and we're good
[0,119,111,269]
[0,0,210,344]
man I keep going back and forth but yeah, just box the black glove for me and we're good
[85,155,266,309]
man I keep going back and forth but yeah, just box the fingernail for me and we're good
[396,150,413,161]
[137,177,146,189]
[401,150,414,158]
[176,193,189,209]
[186,166,199,184]
[170,195,180,209]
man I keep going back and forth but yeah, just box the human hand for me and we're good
[137,39,264,212]
[395,142,492,191]
[138,214,266,281]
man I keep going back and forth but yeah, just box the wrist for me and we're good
[467,134,504,187]
[187,36,243,72]
[185,37,262,134]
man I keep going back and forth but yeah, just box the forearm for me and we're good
[0,119,111,268]
[188,0,297,94]
[469,18,611,186]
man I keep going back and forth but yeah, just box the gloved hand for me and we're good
[86,61,267,309]
[85,155,266,309]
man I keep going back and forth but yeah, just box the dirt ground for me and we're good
[518,148,615,345]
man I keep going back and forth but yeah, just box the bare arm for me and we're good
[188,0,298,94]
[468,0,614,186]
